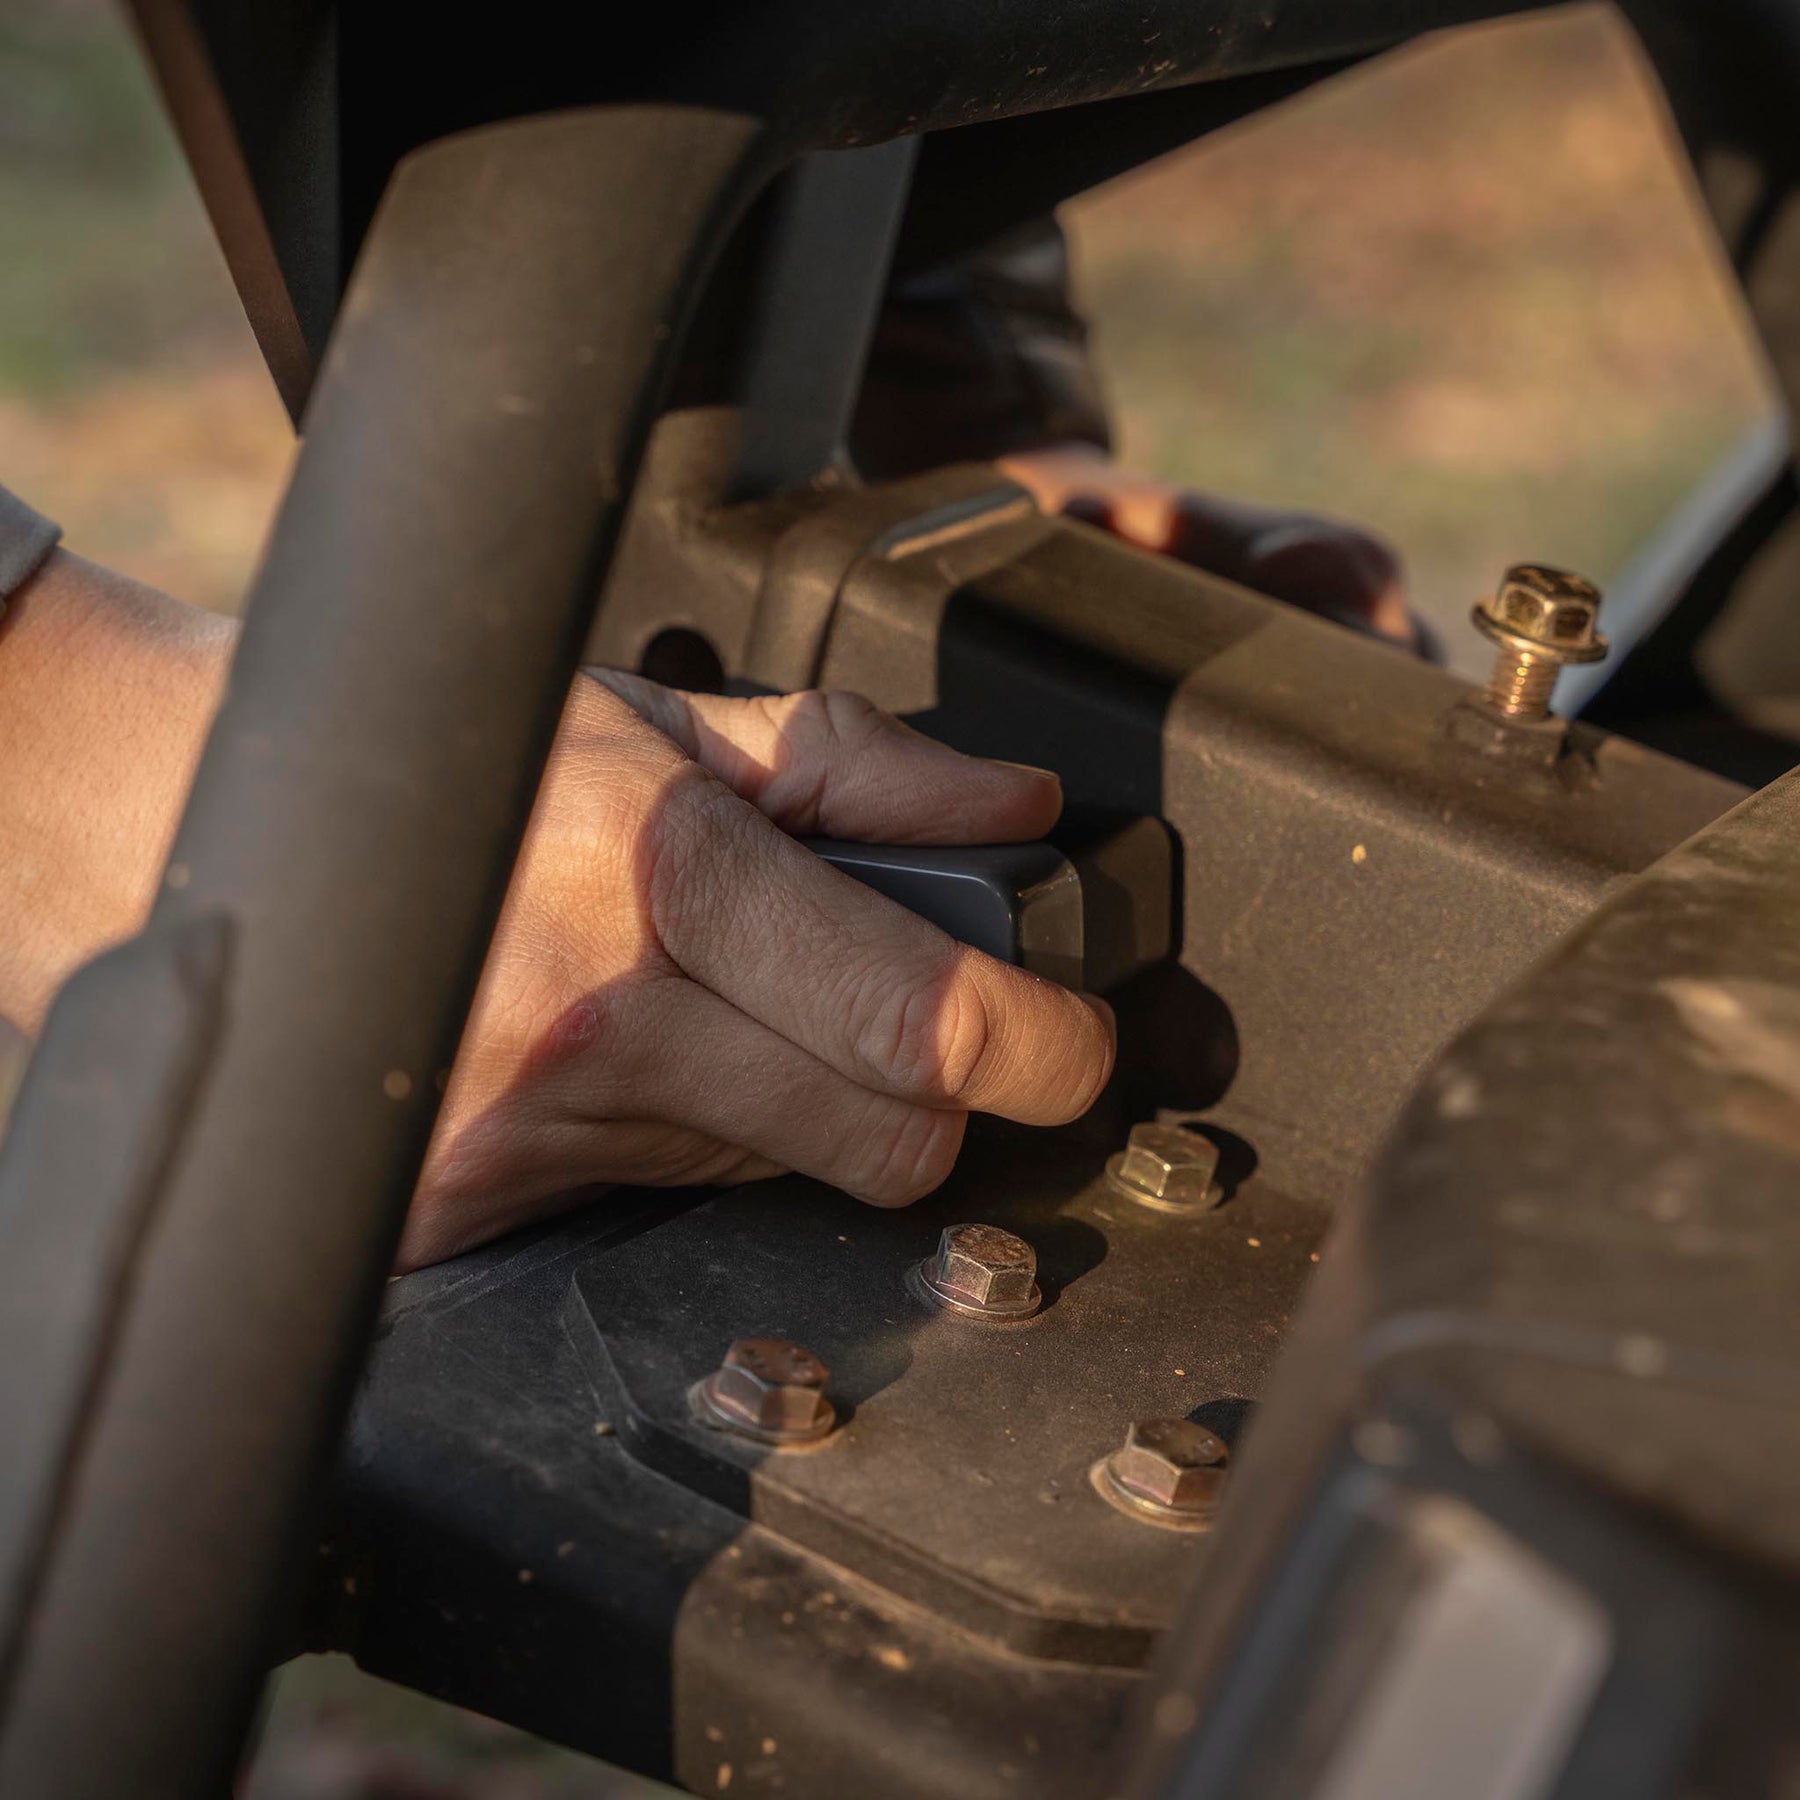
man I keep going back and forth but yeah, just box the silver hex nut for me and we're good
[696,1337,834,1445]
[920,1223,1041,1318]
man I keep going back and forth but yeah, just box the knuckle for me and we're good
[775,688,887,750]
[852,1104,962,1206]
[1329,521,1402,589]
[855,953,991,1105]
[818,689,886,742]
[751,690,902,830]
[1364,537,1405,593]
[643,762,757,944]
[1325,521,1403,595]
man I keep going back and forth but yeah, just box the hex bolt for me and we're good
[1105,1122,1222,1212]
[692,1337,835,1447]
[1472,563,1607,722]
[1094,1418,1229,1529]
[917,1223,1042,1320]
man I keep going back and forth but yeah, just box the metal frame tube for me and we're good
[0,104,768,1797]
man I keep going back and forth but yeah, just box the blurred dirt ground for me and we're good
[1062,4,1774,672]
[5,2,1775,673]
[1,2,1780,1794]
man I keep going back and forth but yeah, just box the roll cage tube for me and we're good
[0,107,769,1798]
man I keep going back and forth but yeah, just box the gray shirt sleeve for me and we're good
[0,483,62,608]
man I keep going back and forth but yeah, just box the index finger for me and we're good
[646,768,1115,1125]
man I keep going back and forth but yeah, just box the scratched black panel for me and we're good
[334,1113,1322,1795]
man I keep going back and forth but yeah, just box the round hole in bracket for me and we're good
[639,626,726,694]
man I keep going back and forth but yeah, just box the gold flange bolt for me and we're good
[915,1222,1042,1320]
[1092,1418,1229,1531]
[691,1337,836,1447]
[1471,564,1607,722]
[1105,1122,1223,1213]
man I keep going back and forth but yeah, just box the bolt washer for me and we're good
[1090,1460,1214,1532]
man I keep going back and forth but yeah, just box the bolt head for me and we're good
[1109,1418,1229,1514]
[1110,1123,1221,1209]
[925,1223,1039,1315]
[1480,564,1604,654]
[701,1337,833,1442]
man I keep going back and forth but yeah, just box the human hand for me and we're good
[998,443,1432,656]
[403,673,1116,1269]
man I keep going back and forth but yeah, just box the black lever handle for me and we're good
[806,815,1173,992]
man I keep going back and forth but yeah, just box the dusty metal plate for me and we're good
[568,1115,1326,1664]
